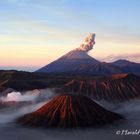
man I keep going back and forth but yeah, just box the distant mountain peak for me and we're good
[112,59,140,65]
[60,49,95,60]
[113,59,132,64]
[36,33,101,73]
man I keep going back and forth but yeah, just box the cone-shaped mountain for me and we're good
[18,95,122,128]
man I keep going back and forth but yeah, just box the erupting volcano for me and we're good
[36,33,140,75]
[36,33,101,74]
[18,95,122,128]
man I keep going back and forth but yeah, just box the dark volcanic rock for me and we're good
[17,95,122,128]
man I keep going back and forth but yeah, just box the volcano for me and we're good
[18,95,122,128]
[36,33,140,75]
[36,33,101,74]
[63,74,140,102]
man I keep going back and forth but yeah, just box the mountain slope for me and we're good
[63,74,140,102]
[37,49,100,73]
[17,95,122,128]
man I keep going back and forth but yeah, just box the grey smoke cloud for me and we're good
[0,90,40,102]
[78,33,95,52]
[0,88,56,103]
[0,88,56,123]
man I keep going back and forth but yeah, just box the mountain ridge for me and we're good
[63,73,140,102]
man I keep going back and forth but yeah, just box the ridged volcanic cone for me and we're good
[17,95,122,128]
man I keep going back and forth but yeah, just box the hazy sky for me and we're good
[0,0,140,71]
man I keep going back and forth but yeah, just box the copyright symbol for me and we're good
[116,130,120,135]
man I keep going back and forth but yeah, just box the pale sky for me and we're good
[0,0,140,71]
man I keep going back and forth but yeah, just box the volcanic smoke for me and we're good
[78,33,95,52]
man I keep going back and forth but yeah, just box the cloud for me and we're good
[1,90,40,102]
[101,53,140,63]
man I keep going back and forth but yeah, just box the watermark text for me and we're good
[116,129,140,135]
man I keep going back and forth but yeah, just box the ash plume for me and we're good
[78,33,95,52]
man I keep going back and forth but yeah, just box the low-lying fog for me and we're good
[0,89,140,140]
